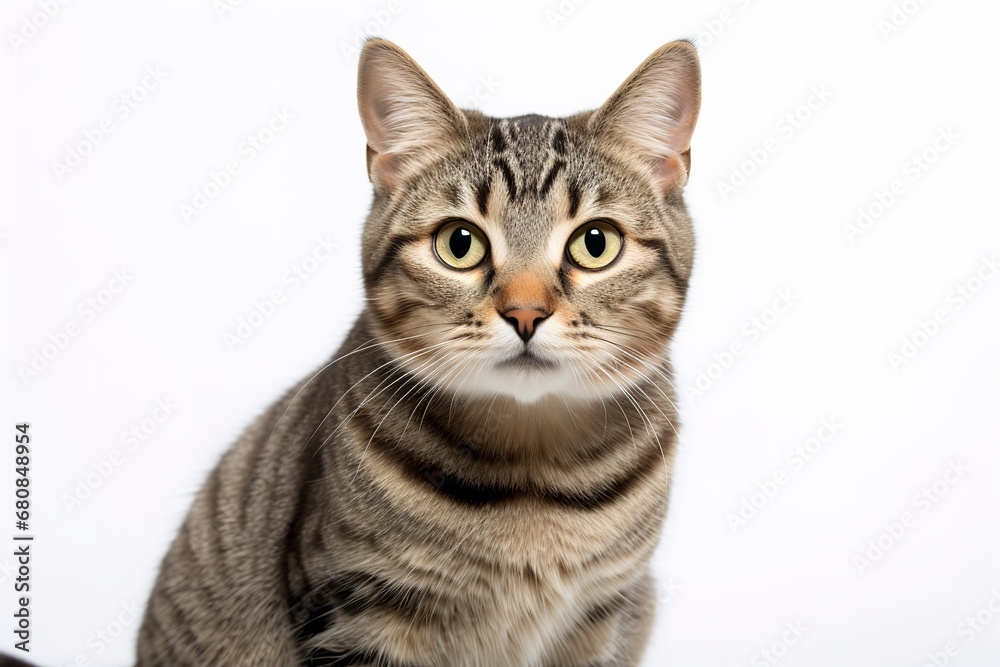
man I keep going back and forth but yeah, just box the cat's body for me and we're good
[138,312,671,666]
[136,39,701,666]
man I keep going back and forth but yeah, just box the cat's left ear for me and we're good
[357,39,468,190]
[590,41,701,192]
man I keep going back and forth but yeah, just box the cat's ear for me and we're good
[357,39,467,189]
[590,41,701,192]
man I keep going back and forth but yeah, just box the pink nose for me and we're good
[502,309,549,342]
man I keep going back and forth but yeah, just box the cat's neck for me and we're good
[409,376,673,462]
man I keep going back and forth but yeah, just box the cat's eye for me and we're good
[434,219,489,270]
[566,220,623,270]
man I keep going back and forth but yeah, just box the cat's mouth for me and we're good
[497,350,557,370]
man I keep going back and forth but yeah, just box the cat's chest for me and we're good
[301,565,604,667]
[422,565,609,667]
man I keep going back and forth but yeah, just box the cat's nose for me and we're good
[501,308,550,343]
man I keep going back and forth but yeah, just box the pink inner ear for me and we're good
[369,152,405,188]
[359,70,421,187]
[652,152,688,191]
[359,75,397,155]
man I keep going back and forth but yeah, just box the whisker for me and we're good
[351,351,461,483]
[308,338,457,451]
[603,365,673,498]
[586,332,680,393]
[588,363,636,450]
[263,323,456,449]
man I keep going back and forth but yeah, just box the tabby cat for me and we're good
[137,38,701,666]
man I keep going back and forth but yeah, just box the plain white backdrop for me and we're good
[2,0,999,665]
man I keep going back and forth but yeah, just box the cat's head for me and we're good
[356,39,700,404]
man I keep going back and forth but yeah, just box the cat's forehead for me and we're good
[460,115,585,249]
[475,114,571,171]
[484,114,563,146]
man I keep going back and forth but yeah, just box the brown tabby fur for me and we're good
[135,38,701,666]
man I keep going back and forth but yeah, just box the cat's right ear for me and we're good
[357,39,467,190]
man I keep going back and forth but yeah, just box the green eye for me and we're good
[434,219,489,270]
[567,220,623,270]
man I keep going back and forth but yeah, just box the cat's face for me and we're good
[357,40,700,404]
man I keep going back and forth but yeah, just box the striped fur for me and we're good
[138,39,701,666]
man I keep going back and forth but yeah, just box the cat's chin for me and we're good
[482,367,576,404]
[440,356,598,405]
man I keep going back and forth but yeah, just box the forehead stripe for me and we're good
[552,126,567,155]
[493,157,518,201]
[489,124,507,153]
[474,178,491,216]
[567,179,581,218]
[539,159,565,198]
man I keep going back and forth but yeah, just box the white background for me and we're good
[2,0,999,665]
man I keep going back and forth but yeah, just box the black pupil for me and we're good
[450,228,472,258]
[584,227,606,257]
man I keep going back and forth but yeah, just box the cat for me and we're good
[134,38,701,666]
